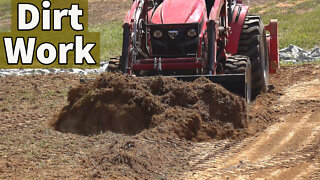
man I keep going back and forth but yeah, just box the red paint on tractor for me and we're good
[150,0,206,24]
[226,5,249,54]
[209,0,225,21]
[124,0,139,24]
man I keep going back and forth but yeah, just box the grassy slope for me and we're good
[0,0,11,32]
[251,0,320,49]
[0,0,10,17]
[0,0,123,61]
[0,0,319,61]
[89,22,123,61]
[92,0,320,60]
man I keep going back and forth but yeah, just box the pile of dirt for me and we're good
[51,73,247,141]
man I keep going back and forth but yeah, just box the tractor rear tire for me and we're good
[237,15,269,99]
[224,55,252,102]
[120,23,130,74]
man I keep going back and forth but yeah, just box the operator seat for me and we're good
[205,0,215,17]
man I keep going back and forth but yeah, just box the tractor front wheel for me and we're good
[224,55,252,102]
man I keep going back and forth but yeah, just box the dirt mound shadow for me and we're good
[51,73,247,141]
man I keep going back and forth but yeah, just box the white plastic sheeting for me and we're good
[0,61,109,77]
[280,44,320,63]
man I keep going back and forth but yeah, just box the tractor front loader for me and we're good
[117,0,279,101]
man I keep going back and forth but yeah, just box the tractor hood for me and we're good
[149,0,206,24]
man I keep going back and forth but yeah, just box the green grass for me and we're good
[0,0,11,32]
[0,0,11,20]
[93,0,320,61]
[1,0,319,61]
[252,0,320,49]
[89,21,123,61]
[0,0,10,14]
[0,26,10,32]
[0,0,124,61]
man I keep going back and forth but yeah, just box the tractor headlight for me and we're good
[153,30,163,38]
[187,29,197,37]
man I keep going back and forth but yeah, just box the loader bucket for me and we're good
[170,74,249,101]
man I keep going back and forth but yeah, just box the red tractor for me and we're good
[120,0,279,101]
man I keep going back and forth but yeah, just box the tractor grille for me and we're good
[147,23,199,58]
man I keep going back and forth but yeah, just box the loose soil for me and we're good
[51,73,247,141]
[1,64,320,179]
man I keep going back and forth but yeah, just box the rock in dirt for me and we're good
[51,73,247,141]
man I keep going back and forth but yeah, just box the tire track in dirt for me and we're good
[181,77,320,179]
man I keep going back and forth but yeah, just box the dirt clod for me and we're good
[51,73,247,141]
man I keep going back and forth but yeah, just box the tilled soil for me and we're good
[0,64,320,179]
